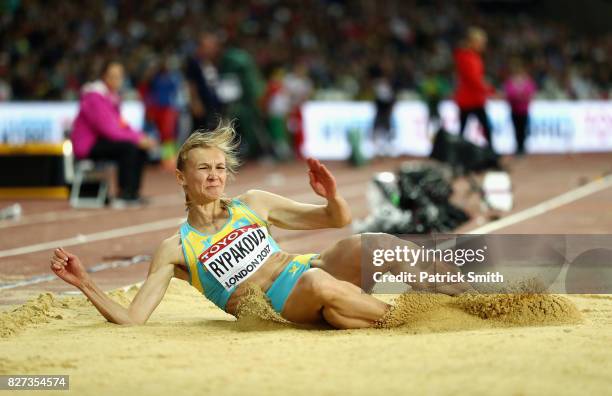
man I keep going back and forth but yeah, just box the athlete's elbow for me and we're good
[129,316,147,325]
[122,311,148,326]
[333,214,352,228]
[109,317,144,326]
[121,318,146,326]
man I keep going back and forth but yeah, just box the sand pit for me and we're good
[1,279,611,395]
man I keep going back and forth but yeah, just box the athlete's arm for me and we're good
[50,236,181,325]
[239,158,351,230]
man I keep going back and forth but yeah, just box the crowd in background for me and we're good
[1,0,610,103]
[1,0,610,163]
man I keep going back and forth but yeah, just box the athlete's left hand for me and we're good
[307,157,337,199]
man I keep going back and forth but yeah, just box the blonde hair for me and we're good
[177,120,241,209]
[466,26,487,45]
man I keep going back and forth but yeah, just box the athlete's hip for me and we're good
[224,250,298,314]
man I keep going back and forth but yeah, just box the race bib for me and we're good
[198,224,273,290]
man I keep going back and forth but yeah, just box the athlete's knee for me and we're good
[321,306,346,329]
[315,278,347,306]
[300,269,343,304]
[334,234,362,252]
[362,232,399,250]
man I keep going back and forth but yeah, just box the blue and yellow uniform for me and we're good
[179,198,317,313]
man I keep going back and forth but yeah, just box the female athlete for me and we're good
[51,123,464,329]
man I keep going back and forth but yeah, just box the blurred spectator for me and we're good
[1,1,609,103]
[0,78,10,101]
[219,43,271,159]
[284,61,313,158]
[503,59,536,155]
[140,55,182,170]
[540,70,570,100]
[418,66,452,133]
[369,59,396,156]
[71,61,157,206]
[185,32,223,132]
[0,52,10,101]
[568,65,599,100]
[454,27,495,147]
[262,66,292,160]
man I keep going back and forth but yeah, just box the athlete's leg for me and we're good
[312,233,423,291]
[281,268,389,329]
[312,233,471,294]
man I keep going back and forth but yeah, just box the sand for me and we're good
[1,279,611,395]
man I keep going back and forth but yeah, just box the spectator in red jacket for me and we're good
[72,61,157,205]
[454,27,495,148]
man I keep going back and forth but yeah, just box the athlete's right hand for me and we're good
[50,247,90,289]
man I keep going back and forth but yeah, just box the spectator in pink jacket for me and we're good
[503,59,536,155]
[72,61,157,205]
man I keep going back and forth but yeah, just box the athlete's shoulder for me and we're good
[234,190,273,221]
[235,189,269,207]
[161,232,182,246]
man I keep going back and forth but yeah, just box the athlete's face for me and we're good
[178,147,227,203]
